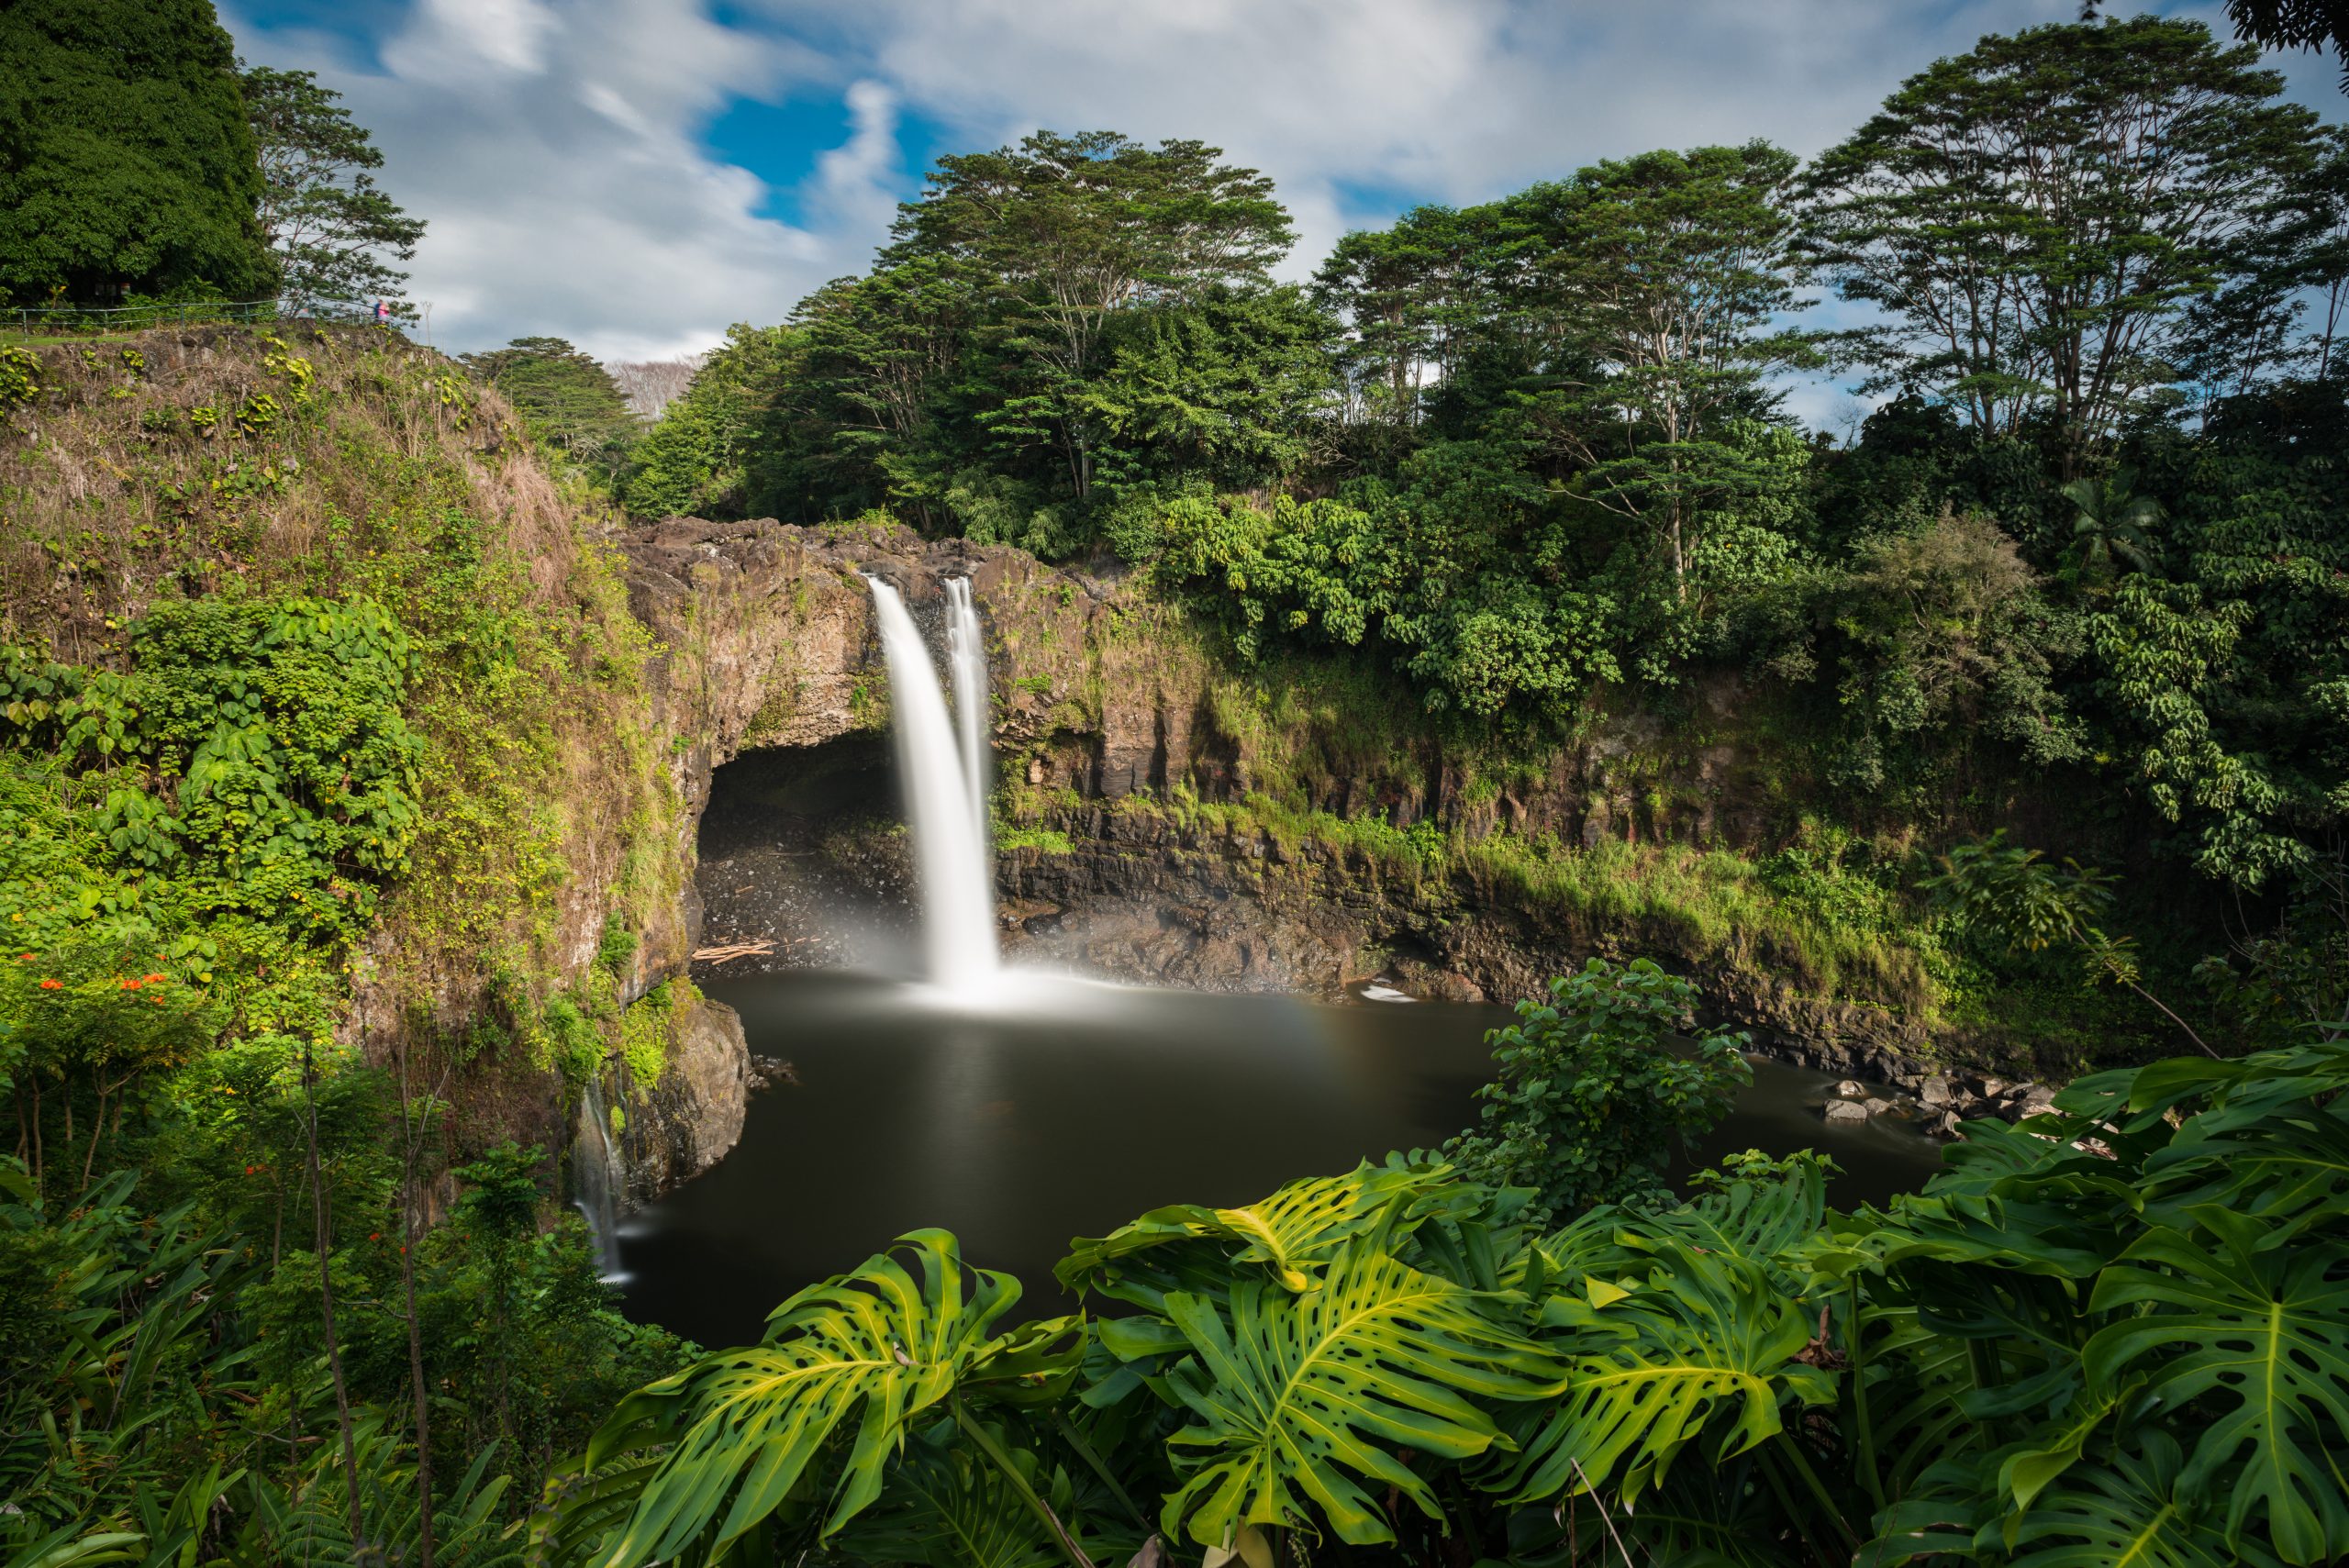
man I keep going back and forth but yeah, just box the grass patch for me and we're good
[996,825,1074,855]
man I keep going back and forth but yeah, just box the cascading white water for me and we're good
[944,577,992,877]
[573,1077,625,1278]
[867,576,1000,990]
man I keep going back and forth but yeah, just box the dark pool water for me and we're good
[614,970,1944,1347]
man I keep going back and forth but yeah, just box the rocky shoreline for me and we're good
[1821,1068,2064,1140]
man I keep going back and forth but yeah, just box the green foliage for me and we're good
[570,1229,1077,1565]
[1513,141,1818,596]
[1447,957,1751,1221]
[0,0,273,303]
[0,1134,685,1566]
[1750,510,2087,800]
[622,324,791,518]
[994,825,1074,856]
[462,337,640,485]
[1798,16,2325,462]
[2082,421,2349,890]
[1,595,423,943]
[618,977,695,1090]
[1079,285,1341,493]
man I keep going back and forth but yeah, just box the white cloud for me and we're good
[383,0,561,81]
[228,0,885,363]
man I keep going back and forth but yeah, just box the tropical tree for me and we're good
[2222,0,2349,89]
[2303,127,2349,378]
[240,64,426,318]
[751,258,980,526]
[1922,835,2216,1054]
[1799,17,2324,473]
[2061,468,2164,584]
[1447,956,1750,1221]
[1312,204,1515,436]
[1514,141,1817,595]
[886,131,1295,501]
[624,325,790,519]
[0,0,273,305]
[1079,284,1341,492]
[461,338,640,483]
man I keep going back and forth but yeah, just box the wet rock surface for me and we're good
[624,993,750,1200]
[1810,1070,2074,1140]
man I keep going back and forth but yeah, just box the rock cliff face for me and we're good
[615,516,1960,1101]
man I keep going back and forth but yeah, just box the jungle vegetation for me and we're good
[5,10,2349,1568]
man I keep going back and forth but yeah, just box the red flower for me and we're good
[38,978,61,990]
[16,953,30,962]
[369,1231,381,1241]
[143,973,165,984]
[120,978,141,990]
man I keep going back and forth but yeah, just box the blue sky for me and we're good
[222,0,2346,428]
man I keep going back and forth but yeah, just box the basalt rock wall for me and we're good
[620,516,1971,1089]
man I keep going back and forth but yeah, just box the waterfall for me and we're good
[573,1077,624,1278]
[867,576,1000,990]
[945,578,992,876]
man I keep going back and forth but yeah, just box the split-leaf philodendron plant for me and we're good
[543,1034,2349,1567]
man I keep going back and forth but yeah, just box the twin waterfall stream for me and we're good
[866,576,1000,992]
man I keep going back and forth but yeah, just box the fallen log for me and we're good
[691,940,775,962]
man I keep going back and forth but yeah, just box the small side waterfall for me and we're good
[573,1077,625,1278]
[866,577,1000,990]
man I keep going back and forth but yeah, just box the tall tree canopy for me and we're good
[1514,141,1814,595]
[0,0,272,304]
[885,130,1295,500]
[1798,17,2322,473]
[240,64,425,317]
[623,325,790,519]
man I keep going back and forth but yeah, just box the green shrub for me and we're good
[1447,956,1751,1220]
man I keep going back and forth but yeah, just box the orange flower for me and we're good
[143,973,166,984]
[120,978,142,990]
[38,978,61,990]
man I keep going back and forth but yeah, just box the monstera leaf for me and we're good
[2136,1090,2349,1240]
[2084,1210,2349,1565]
[574,1229,1078,1567]
[1143,1207,1567,1548]
[833,1424,1088,1568]
[2002,1435,2287,1568]
[1494,1233,1833,1507]
[1056,1154,1459,1305]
